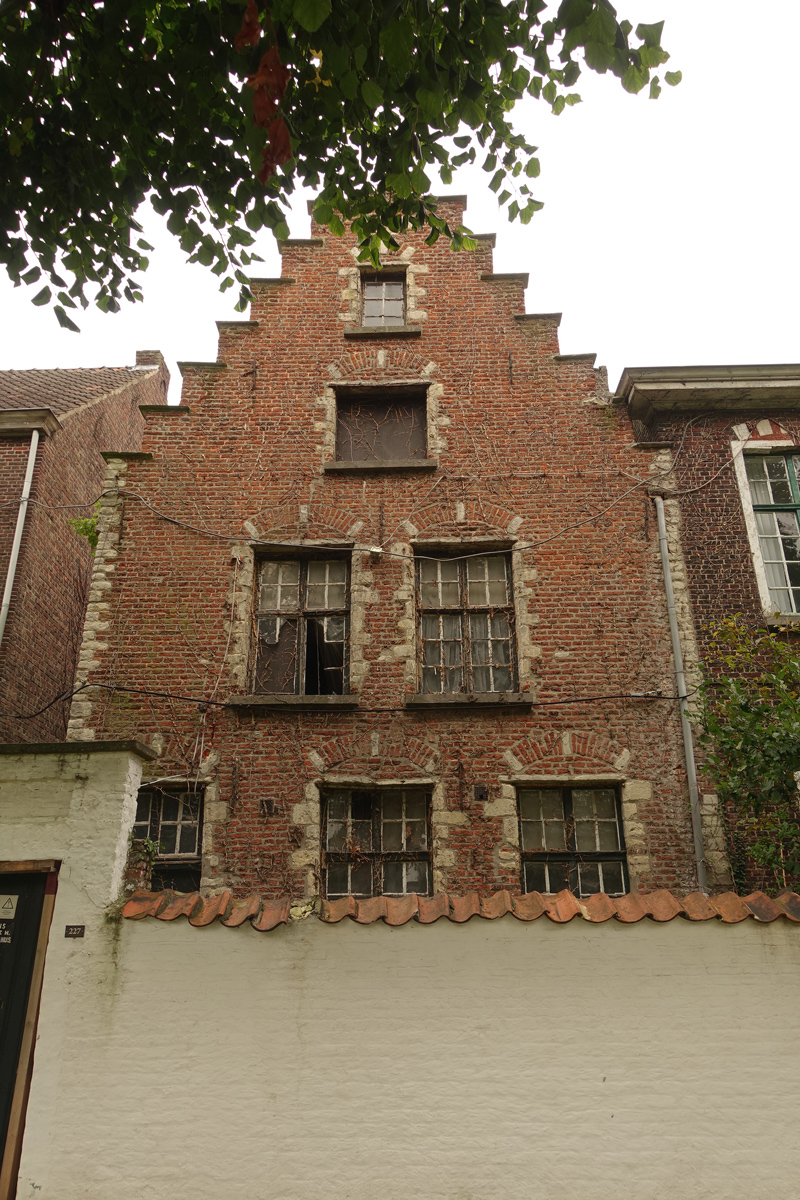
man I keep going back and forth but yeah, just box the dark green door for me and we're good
[0,873,48,1162]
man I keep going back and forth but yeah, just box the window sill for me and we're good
[324,458,437,474]
[404,692,533,711]
[343,325,421,339]
[766,613,800,629]
[228,694,359,711]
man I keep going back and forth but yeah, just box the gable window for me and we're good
[335,387,428,463]
[254,558,348,695]
[133,787,203,892]
[361,273,405,327]
[745,453,800,614]
[322,788,431,898]
[518,786,628,897]
[417,553,516,693]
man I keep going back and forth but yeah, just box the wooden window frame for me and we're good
[253,555,351,695]
[518,785,629,897]
[132,786,203,892]
[321,788,432,899]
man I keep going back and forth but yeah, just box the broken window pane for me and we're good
[131,788,202,893]
[255,559,349,694]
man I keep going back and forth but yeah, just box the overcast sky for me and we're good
[1,0,797,402]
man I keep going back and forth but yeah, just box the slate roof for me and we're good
[0,367,146,416]
[122,887,800,931]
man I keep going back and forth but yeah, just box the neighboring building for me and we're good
[1,202,798,1200]
[616,366,800,891]
[0,353,169,743]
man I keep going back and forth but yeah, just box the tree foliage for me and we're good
[695,617,800,883]
[1,0,679,323]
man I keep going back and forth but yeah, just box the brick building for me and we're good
[3,198,800,1200]
[617,365,800,891]
[0,353,168,743]
[63,195,710,900]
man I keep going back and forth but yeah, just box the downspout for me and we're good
[0,429,39,651]
[654,494,708,892]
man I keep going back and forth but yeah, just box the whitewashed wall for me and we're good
[17,908,800,1200]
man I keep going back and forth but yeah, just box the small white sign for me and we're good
[0,895,18,917]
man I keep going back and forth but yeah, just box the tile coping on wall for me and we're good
[121,887,800,931]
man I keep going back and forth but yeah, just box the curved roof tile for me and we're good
[120,888,800,932]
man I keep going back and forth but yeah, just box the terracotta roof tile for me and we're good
[120,888,800,932]
[0,367,146,416]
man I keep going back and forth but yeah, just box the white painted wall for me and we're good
[16,910,800,1200]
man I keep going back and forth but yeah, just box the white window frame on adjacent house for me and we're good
[731,429,800,617]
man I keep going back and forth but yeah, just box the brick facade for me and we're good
[0,355,169,742]
[617,369,800,893]
[67,197,705,900]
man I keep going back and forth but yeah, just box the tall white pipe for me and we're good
[0,429,40,651]
[654,494,708,893]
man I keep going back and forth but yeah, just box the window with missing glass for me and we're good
[518,786,628,896]
[745,453,800,613]
[361,273,405,327]
[417,553,516,693]
[133,787,203,892]
[335,388,428,463]
[322,788,431,898]
[254,558,349,695]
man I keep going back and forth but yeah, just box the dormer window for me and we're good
[361,273,405,327]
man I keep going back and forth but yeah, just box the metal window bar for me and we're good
[361,274,405,326]
[417,554,516,694]
[746,453,800,614]
[322,789,432,898]
[518,786,629,897]
[254,558,349,695]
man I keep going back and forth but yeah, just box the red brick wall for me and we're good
[70,200,701,899]
[0,360,168,742]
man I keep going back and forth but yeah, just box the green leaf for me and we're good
[328,214,345,236]
[489,168,504,193]
[665,70,682,86]
[293,0,331,33]
[583,41,616,72]
[636,21,665,48]
[380,19,414,76]
[386,172,413,199]
[460,97,484,128]
[649,76,661,99]
[353,45,368,71]
[525,158,541,178]
[453,135,471,148]
[21,266,40,284]
[339,70,359,101]
[54,304,80,332]
[31,286,51,306]
[621,63,648,94]
[361,79,384,109]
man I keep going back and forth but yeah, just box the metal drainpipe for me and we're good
[0,429,40,652]
[654,494,708,893]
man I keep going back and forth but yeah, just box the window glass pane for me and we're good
[327,863,348,896]
[406,862,429,894]
[600,862,625,894]
[349,863,373,895]
[405,792,426,819]
[259,561,300,612]
[523,861,547,893]
[383,822,403,851]
[577,862,600,895]
[179,824,198,854]
[327,821,346,851]
[574,820,596,851]
[544,821,566,850]
[765,457,793,504]
[405,821,426,850]
[546,861,570,892]
[161,795,179,822]
[327,793,348,820]
[159,824,178,855]
[383,861,403,893]
[594,790,617,820]
[746,456,771,505]
[382,795,402,821]
[255,617,298,693]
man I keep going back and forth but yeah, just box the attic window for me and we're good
[361,273,405,327]
[335,387,427,463]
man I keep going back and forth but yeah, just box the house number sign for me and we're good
[65,925,85,938]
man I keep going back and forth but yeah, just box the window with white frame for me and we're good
[132,787,203,892]
[745,453,800,614]
[518,786,628,896]
[322,788,431,897]
[417,553,516,693]
[361,273,405,327]
[254,558,349,694]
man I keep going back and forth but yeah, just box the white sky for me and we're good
[1,0,798,403]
